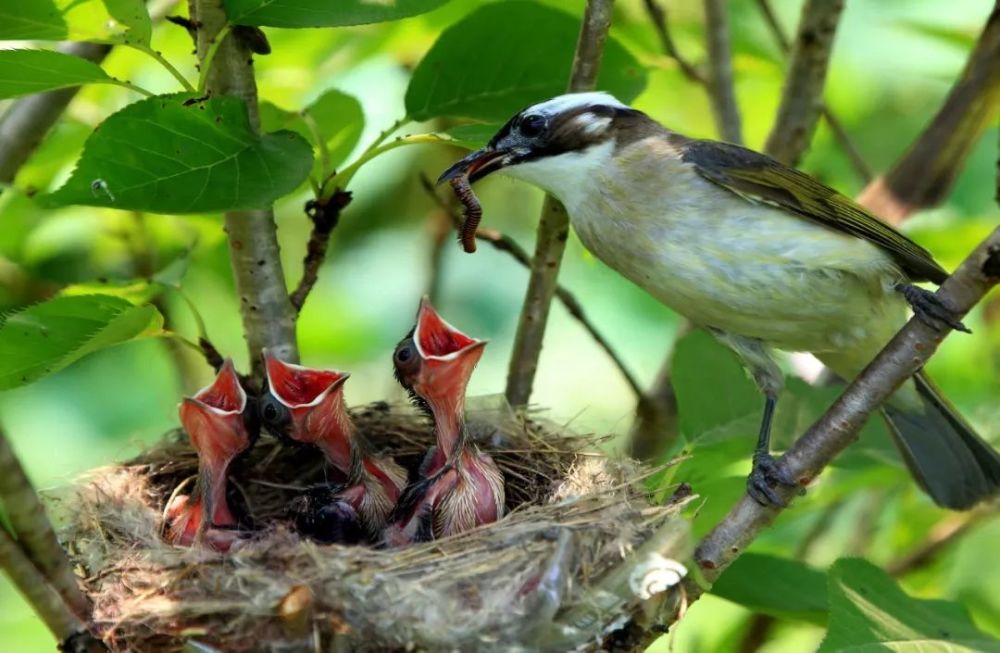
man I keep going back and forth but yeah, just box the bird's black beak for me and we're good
[437,147,509,185]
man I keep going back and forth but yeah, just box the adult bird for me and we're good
[165,359,254,551]
[384,298,505,545]
[438,92,1000,509]
[259,351,406,542]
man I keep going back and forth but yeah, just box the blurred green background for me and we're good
[1,0,998,650]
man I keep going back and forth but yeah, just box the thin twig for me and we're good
[289,192,352,313]
[0,430,91,620]
[703,0,743,143]
[626,321,691,461]
[694,225,1000,582]
[761,0,849,169]
[642,0,704,83]
[886,508,996,577]
[0,527,105,652]
[857,2,1000,223]
[505,0,616,407]
[191,0,299,376]
[420,175,642,396]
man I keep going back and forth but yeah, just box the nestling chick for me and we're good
[165,359,254,551]
[259,351,406,542]
[384,298,505,546]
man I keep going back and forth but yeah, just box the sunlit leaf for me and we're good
[711,553,828,623]
[260,90,364,177]
[44,93,313,213]
[0,0,151,44]
[224,0,450,27]
[0,50,113,100]
[405,1,647,122]
[440,123,502,150]
[0,294,162,390]
[818,558,998,652]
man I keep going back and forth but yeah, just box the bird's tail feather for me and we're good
[882,372,1000,509]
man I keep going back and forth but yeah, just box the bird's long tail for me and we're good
[881,372,1000,509]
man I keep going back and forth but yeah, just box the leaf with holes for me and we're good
[224,0,450,27]
[405,2,647,122]
[0,294,162,390]
[44,93,313,213]
[0,0,151,44]
[0,50,115,100]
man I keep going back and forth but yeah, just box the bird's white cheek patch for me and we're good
[573,113,612,137]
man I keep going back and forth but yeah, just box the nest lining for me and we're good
[61,401,691,653]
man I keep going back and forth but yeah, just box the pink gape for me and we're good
[165,359,251,552]
[385,298,505,546]
[261,352,406,540]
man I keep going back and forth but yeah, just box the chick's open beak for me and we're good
[411,297,486,402]
[437,147,509,185]
[261,349,350,446]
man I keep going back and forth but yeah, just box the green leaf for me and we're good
[671,329,761,442]
[0,294,162,390]
[224,0,450,27]
[0,50,113,100]
[0,0,151,43]
[711,553,828,623]
[405,2,647,122]
[260,90,364,177]
[44,93,313,213]
[440,123,503,150]
[819,558,999,652]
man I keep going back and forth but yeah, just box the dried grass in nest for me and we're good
[62,401,692,653]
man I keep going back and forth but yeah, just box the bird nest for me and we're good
[61,400,693,653]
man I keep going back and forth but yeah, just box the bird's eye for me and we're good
[519,114,546,138]
[259,393,289,429]
[393,338,421,374]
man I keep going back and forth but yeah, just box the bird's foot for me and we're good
[746,452,798,507]
[896,284,971,334]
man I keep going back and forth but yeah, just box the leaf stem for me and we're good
[327,133,443,194]
[197,23,233,93]
[109,79,155,97]
[130,44,195,92]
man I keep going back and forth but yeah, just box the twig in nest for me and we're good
[449,175,482,253]
[289,190,352,313]
[419,175,642,397]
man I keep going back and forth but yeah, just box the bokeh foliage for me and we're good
[0,0,998,651]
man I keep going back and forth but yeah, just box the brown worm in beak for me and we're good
[449,175,481,253]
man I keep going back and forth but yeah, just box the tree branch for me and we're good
[762,0,847,169]
[694,226,1000,581]
[0,527,105,652]
[505,0,616,407]
[420,175,642,397]
[190,0,299,376]
[0,41,111,184]
[703,0,743,144]
[857,2,1000,223]
[886,508,996,577]
[642,0,705,84]
[289,192,351,313]
[0,430,91,620]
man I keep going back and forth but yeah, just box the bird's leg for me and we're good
[896,283,971,333]
[746,392,797,506]
[710,330,798,506]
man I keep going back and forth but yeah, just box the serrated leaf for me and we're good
[0,50,113,100]
[711,553,828,623]
[260,90,364,177]
[0,0,151,44]
[224,0,450,27]
[405,2,647,122]
[0,294,162,390]
[819,558,998,652]
[44,93,313,213]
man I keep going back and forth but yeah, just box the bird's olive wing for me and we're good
[681,139,948,284]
